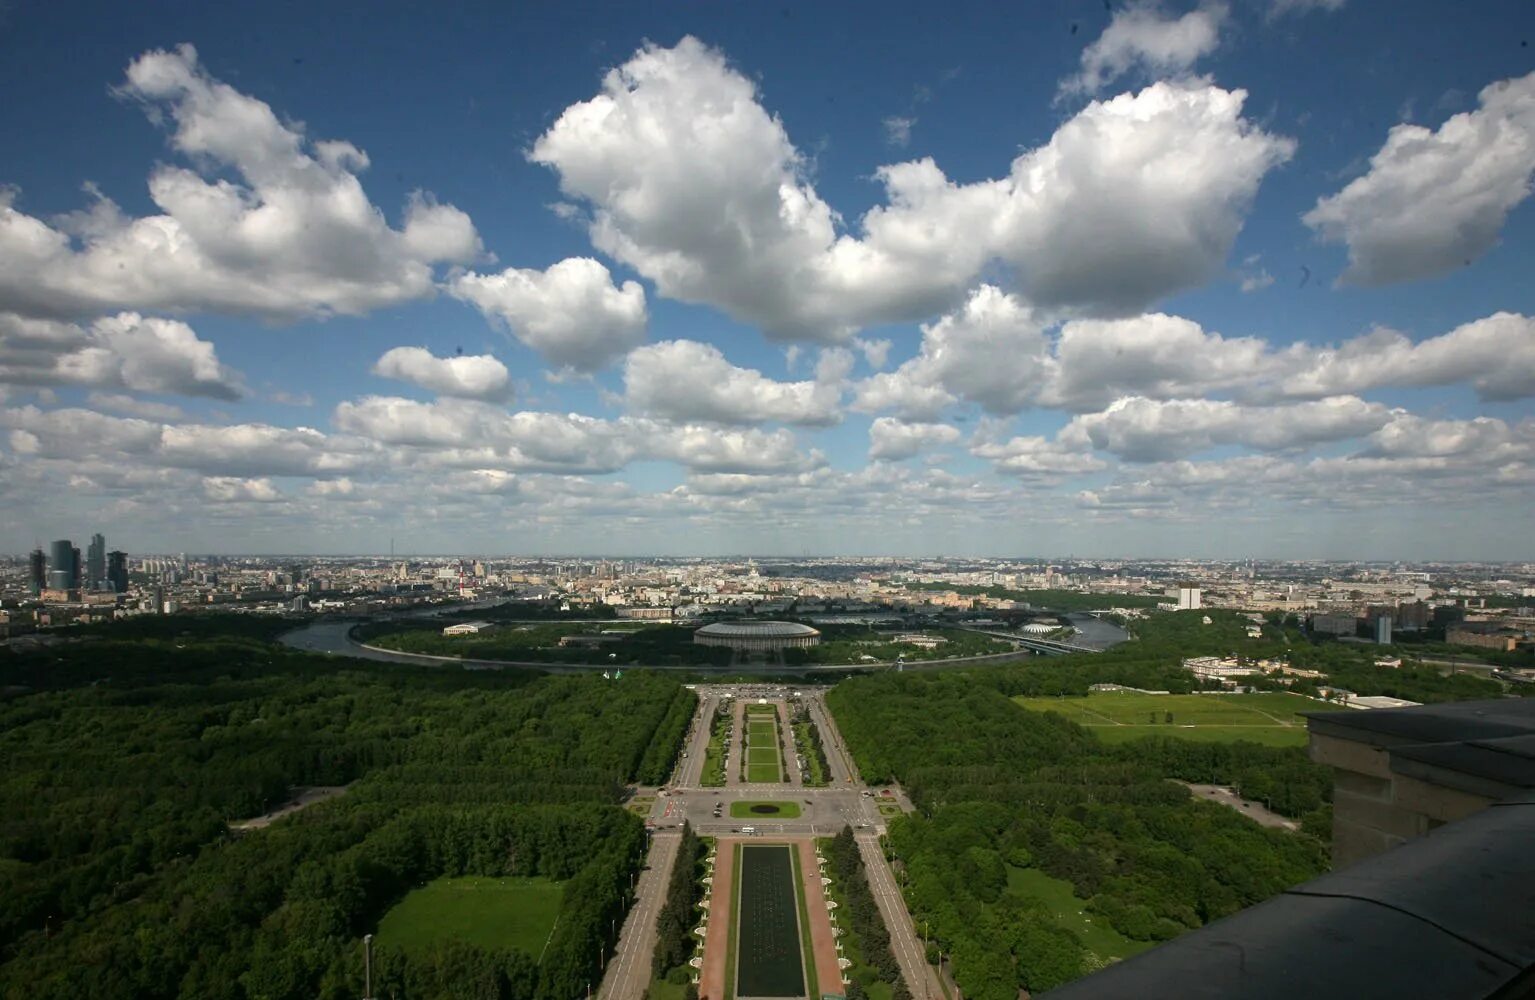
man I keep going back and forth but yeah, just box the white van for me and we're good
[740,826,756,834]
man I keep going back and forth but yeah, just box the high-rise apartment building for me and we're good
[86,533,106,590]
[47,539,75,591]
[28,548,46,595]
[107,551,129,594]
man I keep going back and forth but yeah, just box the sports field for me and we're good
[744,706,784,783]
[730,800,802,819]
[1013,691,1311,746]
[735,844,807,998]
[375,875,564,958]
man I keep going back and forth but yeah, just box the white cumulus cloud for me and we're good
[868,417,961,460]
[0,45,481,321]
[1062,0,1228,97]
[1304,72,1535,285]
[624,340,843,426]
[372,346,511,401]
[530,37,1292,339]
[0,311,244,399]
[1061,395,1393,461]
[450,257,647,372]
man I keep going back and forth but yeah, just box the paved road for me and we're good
[858,834,945,1000]
[1184,782,1300,831]
[805,691,859,786]
[671,693,717,789]
[600,830,681,1000]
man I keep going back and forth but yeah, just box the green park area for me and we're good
[375,875,565,958]
[1005,867,1153,965]
[1013,691,1312,747]
[702,705,729,787]
[729,800,802,819]
[744,705,783,783]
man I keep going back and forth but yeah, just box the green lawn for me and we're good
[744,709,783,783]
[747,762,783,783]
[1005,866,1152,964]
[729,800,802,819]
[376,875,564,958]
[1014,692,1312,747]
[745,703,778,715]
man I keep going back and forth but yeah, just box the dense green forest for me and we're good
[0,630,695,999]
[827,671,1328,998]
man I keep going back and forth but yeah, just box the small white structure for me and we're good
[442,620,495,636]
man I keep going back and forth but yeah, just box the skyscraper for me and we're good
[28,548,45,595]
[47,539,75,591]
[87,534,106,591]
[107,551,128,594]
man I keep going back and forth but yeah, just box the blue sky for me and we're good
[1,0,1533,558]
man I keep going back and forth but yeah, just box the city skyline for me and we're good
[2,2,1534,559]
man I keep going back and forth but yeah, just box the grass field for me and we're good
[1013,692,1312,747]
[730,800,803,819]
[1006,866,1152,964]
[375,875,564,958]
[747,763,783,782]
[736,844,807,998]
[743,708,784,784]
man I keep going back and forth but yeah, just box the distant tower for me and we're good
[107,551,128,594]
[1177,584,1202,611]
[47,539,75,591]
[86,533,106,591]
[28,548,45,595]
[1374,614,1393,646]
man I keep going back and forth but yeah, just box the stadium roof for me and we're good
[694,620,820,639]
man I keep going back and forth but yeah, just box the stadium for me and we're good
[692,620,821,652]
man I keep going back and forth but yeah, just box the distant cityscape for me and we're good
[5,538,1532,668]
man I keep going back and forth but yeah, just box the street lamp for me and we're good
[362,933,374,1000]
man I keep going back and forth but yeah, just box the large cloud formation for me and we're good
[1305,72,1535,285]
[0,44,481,321]
[0,311,244,399]
[531,36,1292,338]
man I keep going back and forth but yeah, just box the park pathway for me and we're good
[777,701,804,786]
[726,700,747,787]
[798,839,843,993]
[699,836,737,1000]
[599,831,680,1000]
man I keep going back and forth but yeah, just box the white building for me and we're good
[442,620,495,636]
[1177,585,1203,610]
[1182,656,1257,679]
